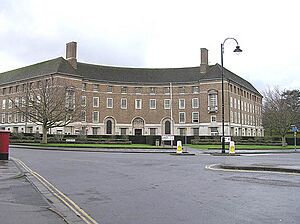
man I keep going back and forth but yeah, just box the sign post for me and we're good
[291,125,298,151]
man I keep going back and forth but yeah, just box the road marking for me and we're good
[12,158,99,224]
[205,164,300,176]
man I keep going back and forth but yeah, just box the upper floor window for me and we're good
[121,98,127,109]
[164,99,171,109]
[208,89,218,113]
[135,87,142,94]
[107,98,113,108]
[149,99,156,109]
[2,99,6,109]
[107,85,113,93]
[192,86,199,94]
[179,99,185,109]
[178,86,185,94]
[149,87,156,95]
[82,83,87,91]
[164,87,170,94]
[179,112,185,123]
[9,87,13,94]
[93,97,99,107]
[93,84,99,92]
[92,111,99,123]
[192,112,199,123]
[135,99,142,109]
[121,86,128,94]
[81,96,86,107]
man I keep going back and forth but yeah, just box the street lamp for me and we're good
[221,38,242,153]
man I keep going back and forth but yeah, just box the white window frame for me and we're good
[211,115,216,122]
[107,98,113,108]
[121,98,127,109]
[164,99,171,109]
[149,99,156,109]
[81,96,86,107]
[192,112,199,123]
[192,86,199,94]
[2,99,6,109]
[192,98,199,108]
[179,112,185,123]
[93,97,99,108]
[92,111,99,123]
[81,110,86,122]
[179,99,185,109]
[1,114,5,123]
[135,99,142,109]
[8,99,12,109]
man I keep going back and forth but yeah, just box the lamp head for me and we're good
[233,45,242,53]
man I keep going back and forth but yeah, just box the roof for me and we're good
[0,57,261,96]
[0,57,77,85]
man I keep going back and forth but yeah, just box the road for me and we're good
[11,147,300,224]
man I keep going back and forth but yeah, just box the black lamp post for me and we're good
[221,38,242,153]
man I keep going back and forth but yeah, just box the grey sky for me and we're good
[0,0,299,92]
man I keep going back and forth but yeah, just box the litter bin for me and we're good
[155,139,160,146]
[0,131,10,160]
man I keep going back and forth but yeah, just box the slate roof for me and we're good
[0,57,261,95]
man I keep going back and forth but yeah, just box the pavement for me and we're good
[2,145,300,224]
[0,159,67,224]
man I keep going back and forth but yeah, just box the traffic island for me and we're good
[211,153,241,156]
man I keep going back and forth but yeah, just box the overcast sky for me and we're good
[0,0,299,92]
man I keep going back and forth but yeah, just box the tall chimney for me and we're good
[200,48,208,73]
[66,41,77,69]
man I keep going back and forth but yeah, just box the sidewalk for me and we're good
[0,160,66,224]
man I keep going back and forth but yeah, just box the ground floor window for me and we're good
[120,128,127,135]
[210,127,218,136]
[150,128,157,135]
[179,128,186,136]
[193,128,199,136]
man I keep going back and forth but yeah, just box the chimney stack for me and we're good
[200,48,208,73]
[66,41,77,69]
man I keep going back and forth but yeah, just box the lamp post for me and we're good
[221,38,242,153]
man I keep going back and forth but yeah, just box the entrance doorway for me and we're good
[134,129,142,135]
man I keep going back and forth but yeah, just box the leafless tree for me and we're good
[11,78,81,144]
[262,87,298,146]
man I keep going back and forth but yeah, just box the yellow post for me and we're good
[229,141,235,154]
[177,141,182,154]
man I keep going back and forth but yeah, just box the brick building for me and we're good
[0,42,263,137]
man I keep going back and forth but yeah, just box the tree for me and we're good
[281,89,300,127]
[262,87,299,146]
[11,78,81,144]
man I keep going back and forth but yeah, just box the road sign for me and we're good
[292,126,298,132]
[221,137,231,143]
[162,135,174,141]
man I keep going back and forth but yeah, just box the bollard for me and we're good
[176,141,182,154]
[0,131,10,160]
[229,141,235,154]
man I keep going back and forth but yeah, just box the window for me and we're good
[93,84,99,92]
[8,100,13,109]
[192,112,199,123]
[179,99,185,109]
[149,99,156,109]
[178,86,185,94]
[230,97,233,108]
[135,87,142,94]
[234,98,237,109]
[82,83,87,91]
[107,85,113,93]
[149,87,156,94]
[230,111,234,122]
[179,128,186,136]
[135,99,142,109]
[2,88,6,95]
[120,128,127,135]
[193,128,199,136]
[107,98,113,108]
[16,85,20,92]
[192,86,199,94]
[81,111,86,122]
[164,99,171,109]
[93,97,99,107]
[65,89,75,109]
[121,98,127,109]
[8,114,12,123]
[164,121,171,134]
[192,98,199,108]
[92,127,99,135]
[121,86,127,94]
[150,128,156,135]
[9,87,12,94]
[179,112,185,123]
[2,99,6,109]
[81,96,86,107]
[208,90,218,112]
[1,114,5,123]
[238,100,240,110]
[106,120,112,134]
[93,111,99,123]
[21,97,25,107]
[164,87,170,94]
[211,115,216,122]
[210,127,218,136]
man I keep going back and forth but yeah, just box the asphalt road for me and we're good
[11,147,300,224]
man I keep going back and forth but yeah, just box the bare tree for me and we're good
[11,78,81,144]
[262,87,298,146]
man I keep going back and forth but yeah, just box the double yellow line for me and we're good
[13,158,99,224]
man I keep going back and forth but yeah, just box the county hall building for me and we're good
[0,42,263,137]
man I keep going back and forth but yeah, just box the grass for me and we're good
[188,144,297,150]
[14,143,169,149]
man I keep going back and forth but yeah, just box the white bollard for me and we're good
[176,141,183,154]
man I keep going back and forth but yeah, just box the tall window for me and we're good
[164,99,171,109]
[179,112,185,123]
[165,120,171,134]
[93,111,99,123]
[81,110,86,122]
[192,98,199,108]
[93,97,99,107]
[193,128,199,136]
[149,99,156,109]
[192,112,199,123]
[135,99,142,109]
[179,99,185,109]
[208,90,218,112]
[107,98,113,108]
[2,99,6,109]
[1,114,5,123]
[106,120,112,134]
[81,96,86,107]
[121,98,127,109]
